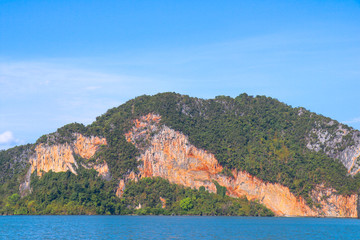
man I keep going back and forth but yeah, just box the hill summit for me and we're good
[1,92,360,217]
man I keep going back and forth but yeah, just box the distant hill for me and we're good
[1,92,360,217]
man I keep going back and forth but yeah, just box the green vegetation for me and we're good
[86,93,359,204]
[122,177,274,216]
[0,171,273,216]
[212,180,227,197]
[36,123,89,146]
[0,169,123,215]
[1,92,360,213]
[0,144,32,202]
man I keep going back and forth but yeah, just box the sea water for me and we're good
[0,216,359,239]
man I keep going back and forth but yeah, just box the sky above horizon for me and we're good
[1,0,360,150]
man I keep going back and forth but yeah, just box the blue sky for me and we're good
[1,0,360,149]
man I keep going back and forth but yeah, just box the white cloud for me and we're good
[343,118,360,124]
[0,60,174,148]
[0,60,164,99]
[0,131,15,144]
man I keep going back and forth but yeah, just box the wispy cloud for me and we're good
[1,28,359,149]
[0,131,21,150]
[0,131,15,144]
[0,60,177,149]
[0,60,170,96]
[343,118,360,124]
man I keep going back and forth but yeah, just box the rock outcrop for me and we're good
[73,134,107,159]
[159,197,166,209]
[307,122,360,175]
[121,114,358,217]
[20,133,108,196]
[30,143,78,176]
[29,134,107,176]
[310,184,357,217]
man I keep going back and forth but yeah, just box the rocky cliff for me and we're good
[121,114,358,217]
[29,134,107,176]
[307,121,360,175]
[6,93,360,217]
[19,133,108,196]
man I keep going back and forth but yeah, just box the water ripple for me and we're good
[0,216,359,239]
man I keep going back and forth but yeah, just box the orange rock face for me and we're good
[116,179,126,198]
[92,161,110,177]
[116,171,138,197]
[122,114,358,217]
[30,143,78,176]
[159,197,166,209]
[310,185,358,218]
[21,133,108,196]
[217,170,316,216]
[28,133,108,177]
[73,133,107,159]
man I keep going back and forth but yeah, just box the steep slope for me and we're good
[90,93,359,201]
[306,122,360,175]
[119,114,357,217]
[2,92,360,217]
[19,133,109,196]
[29,133,107,177]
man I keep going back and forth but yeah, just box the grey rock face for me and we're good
[0,144,33,184]
[306,121,360,175]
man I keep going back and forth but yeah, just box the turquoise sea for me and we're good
[0,216,359,239]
